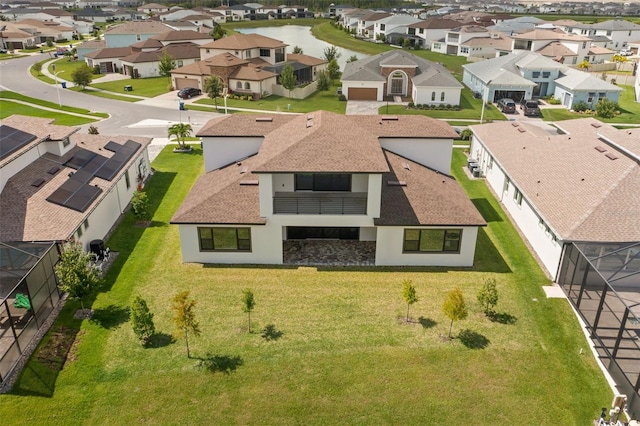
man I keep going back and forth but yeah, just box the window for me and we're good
[390,72,403,94]
[245,49,251,58]
[259,48,270,57]
[275,47,285,62]
[488,156,493,170]
[532,71,540,78]
[295,173,351,191]
[136,34,141,41]
[503,177,510,194]
[440,92,445,101]
[77,226,83,238]
[244,82,250,90]
[84,219,89,230]
[433,43,441,50]
[460,46,469,54]
[62,137,70,147]
[125,170,130,189]
[198,227,251,251]
[431,91,436,101]
[582,42,587,48]
[598,92,606,101]
[542,71,550,78]
[403,229,462,253]
[513,188,523,206]
[380,24,385,30]
[236,81,242,89]
[587,92,595,103]
[177,60,183,67]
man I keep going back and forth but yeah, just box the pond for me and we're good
[236,25,367,69]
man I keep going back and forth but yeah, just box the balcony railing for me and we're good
[273,192,367,215]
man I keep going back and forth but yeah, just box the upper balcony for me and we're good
[273,192,367,215]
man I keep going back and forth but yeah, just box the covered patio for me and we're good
[283,240,376,266]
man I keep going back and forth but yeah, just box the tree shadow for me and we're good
[488,311,518,325]
[196,353,244,375]
[261,324,283,341]
[89,305,129,329]
[417,316,437,329]
[458,329,490,349]
[147,332,174,348]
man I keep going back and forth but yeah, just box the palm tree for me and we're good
[168,123,193,150]
[577,60,590,72]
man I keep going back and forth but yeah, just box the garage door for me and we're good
[175,78,200,90]
[348,88,377,101]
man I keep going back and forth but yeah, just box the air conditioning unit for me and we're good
[472,169,481,178]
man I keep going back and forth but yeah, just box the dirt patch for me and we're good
[36,327,83,369]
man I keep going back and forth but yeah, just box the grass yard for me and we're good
[0,145,611,424]
[90,76,170,98]
[0,91,108,118]
[47,58,95,83]
[0,100,97,125]
[196,82,347,114]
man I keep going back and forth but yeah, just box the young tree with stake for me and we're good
[443,287,467,338]
[55,241,102,311]
[477,278,498,316]
[204,75,224,111]
[402,279,418,322]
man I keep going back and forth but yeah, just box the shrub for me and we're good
[338,94,346,101]
[88,125,99,135]
[407,102,414,108]
[572,100,589,112]
[595,98,618,119]
[131,190,149,220]
[131,295,155,346]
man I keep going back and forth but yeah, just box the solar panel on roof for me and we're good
[95,140,141,181]
[0,125,37,161]
[65,149,97,169]
[65,185,102,212]
[104,141,121,152]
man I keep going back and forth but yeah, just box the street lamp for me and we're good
[480,79,492,124]
[52,63,62,107]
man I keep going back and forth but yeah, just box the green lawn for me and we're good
[0,100,98,125]
[47,58,95,83]
[0,145,611,424]
[90,76,170,98]
[196,82,347,114]
[0,91,108,118]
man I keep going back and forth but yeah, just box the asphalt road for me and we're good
[0,53,220,137]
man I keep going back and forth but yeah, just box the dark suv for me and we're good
[497,98,516,114]
[177,87,201,99]
[521,100,541,117]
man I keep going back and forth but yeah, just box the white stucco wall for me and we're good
[202,136,263,172]
[413,86,461,106]
[375,226,479,266]
[379,137,452,174]
[1,145,42,192]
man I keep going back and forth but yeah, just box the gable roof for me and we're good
[150,29,212,42]
[103,21,172,35]
[554,69,623,92]
[463,51,567,84]
[470,118,640,242]
[121,42,200,63]
[174,112,481,227]
[85,47,133,59]
[408,18,460,30]
[342,50,462,89]
[201,33,287,50]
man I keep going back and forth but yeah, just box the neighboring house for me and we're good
[102,21,172,48]
[137,2,169,15]
[341,50,462,105]
[462,50,619,105]
[0,115,152,248]
[0,23,38,49]
[511,28,592,65]
[468,117,640,281]
[15,19,75,42]
[431,25,494,56]
[553,70,622,109]
[372,14,422,44]
[75,9,114,23]
[329,4,356,18]
[76,38,106,60]
[84,46,131,72]
[564,18,640,51]
[356,11,392,39]
[120,42,200,78]
[171,111,485,266]
[488,16,548,36]
[172,33,325,99]
[587,45,616,64]
[405,18,462,49]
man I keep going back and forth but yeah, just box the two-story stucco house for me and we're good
[171,112,486,267]
[102,21,172,48]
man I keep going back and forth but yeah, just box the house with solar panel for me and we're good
[0,115,151,385]
[171,111,486,266]
[0,115,152,248]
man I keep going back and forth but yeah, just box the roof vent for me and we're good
[307,115,314,120]
[381,116,399,121]
[594,146,607,152]
[511,122,519,127]
[239,180,259,186]
[517,127,526,133]
[306,121,313,128]
[31,178,45,188]
[402,162,411,171]
[387,180,407,186]
[591,122,601,128]
[48,166,60,175]
[605,153,618,160]
[240,166,248,174]
[255,117,273,122]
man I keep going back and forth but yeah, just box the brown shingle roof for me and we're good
[230,64,276,81]
[201,33,287,50]
[174,112,477,227]
[470,118,640,242]
[287,53,327,67]
[171,60,211,76]
[85,47,133,59]
[375,151,486,226]
[151,29,212,42]
[204,52,249,67]
[104,21,171,35]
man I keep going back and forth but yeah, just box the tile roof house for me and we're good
[341,50,462,104]
[171,111,485,266]
[469,118,640,279]
[171,33,326,99]
[0,115,152,247]
[564,18,640,52]
[462,51,621,108]
[103,21,172,48]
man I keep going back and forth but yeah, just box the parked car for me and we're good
[0,48,7,54]
[177,87,201,99]
[497,98,516,114]
[522,100,541,117]
[619,48,633,56]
